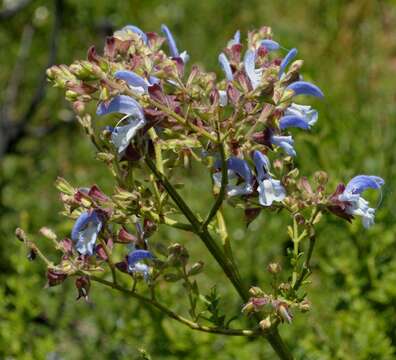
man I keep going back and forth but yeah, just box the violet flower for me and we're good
[261,39,280,51]
[253,151,286,206]
[227,30,240,47]
[218,53,234,81]
[244,49,262,90]
[271,135,296,157]
[338,175,384,228]
[71,211,103,256]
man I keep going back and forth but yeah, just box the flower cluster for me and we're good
[18,24,384,356]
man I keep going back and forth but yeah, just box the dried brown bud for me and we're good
[267,262,282,274]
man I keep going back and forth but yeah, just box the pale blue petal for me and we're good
[258,178,286,206]
[345,175,384,194]
[286,81,324,98]
[161,24,179,57]
[279,115,310,130]
[114,70,148,91]
[218,53,233,81]
[111,117,146,154]
[279,48,297,78]
[71,211,103,256]
[271,135,296,157]
[96,95,144,117]
[261,40,280,51]
[122,25,148,44]
[252,150,271,181]
[285,103,318,127]
[244,50,261,89]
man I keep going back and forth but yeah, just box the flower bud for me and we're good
[259,316,272,330]
[75,276,91,301]
[46,268,67,287]
[187,261,204,276]
[249,286,265,297]
[299,299,311,312]
[267,262,282,274]
[15,227,27,242]
[39,227,57,242]
[314,170,328,185]
[55,177,75,195]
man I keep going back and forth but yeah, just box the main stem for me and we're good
[145,157,294,360]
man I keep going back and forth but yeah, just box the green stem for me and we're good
[145,156,293,359]
[89,275,259,337]
[203,140,227,229]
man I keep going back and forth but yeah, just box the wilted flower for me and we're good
[71,210,103,256]
[336,175,384,228]
[253,151,286,206]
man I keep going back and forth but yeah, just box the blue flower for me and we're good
[281,103,318,129]
[271,135,296,157]
[161,24,189,63]
[213,157,254,197]
[114,25,147,44]
[96,95,146,154]
[261,39,280,51]
[278,48,297,79]
[253,151,286,206]
[218,53,233,81]
[127,249,153,280]
[71,211,103,256]
[286,81,324,98]
[244,50,262,89]
[339,175,385,228]
[227,30,240,47]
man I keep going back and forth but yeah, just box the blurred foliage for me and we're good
[1,0,396,359]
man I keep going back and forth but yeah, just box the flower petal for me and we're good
[279,48,297,78]
[227,30,240,47]
[258,179,286,206]
[285,103,318,127]
[71,211,103,256]
[261,39,280,51]
[161,24,179,57]
[227,157,253,185]
[244,50,261,89]
[345,175,384,194]
[96,95,144,117]
[218,53,234,81]
[114,70,148,91]
[279,115,311,130]
[111,118,146,154]
[253,150,271,181]
[271,135,296,157]
[122,25,148,44]
[127,250,153,266]
[286,81,324,98]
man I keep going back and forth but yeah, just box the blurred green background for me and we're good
[1,0,396,359]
